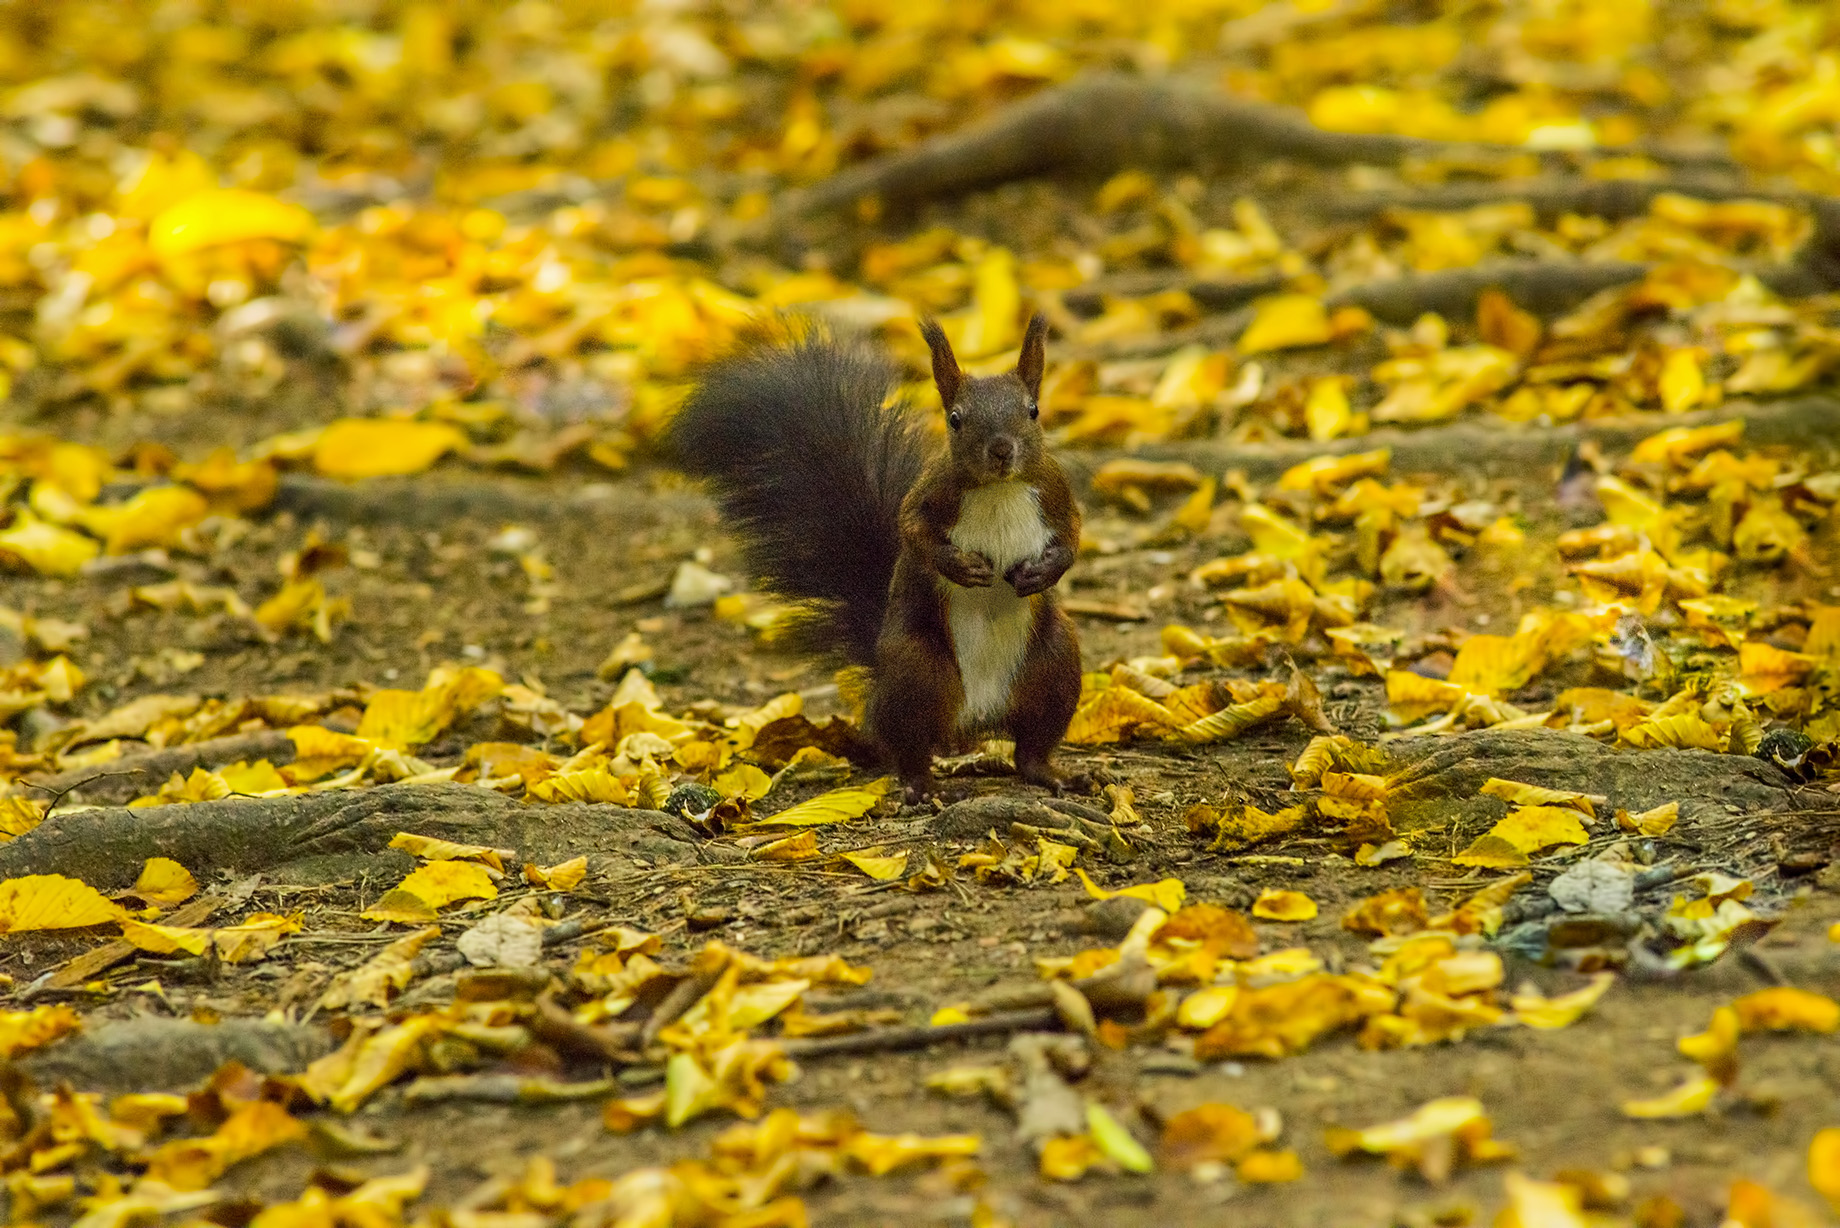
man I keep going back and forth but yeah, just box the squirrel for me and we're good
[666,313,1083,800]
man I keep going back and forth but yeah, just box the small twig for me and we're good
[779,1008,1059,1060]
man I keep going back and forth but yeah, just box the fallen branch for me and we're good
[0,783,705,889]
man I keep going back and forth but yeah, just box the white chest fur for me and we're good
[946,482,1053,729]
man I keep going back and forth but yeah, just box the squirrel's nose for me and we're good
[988,437,1015,465]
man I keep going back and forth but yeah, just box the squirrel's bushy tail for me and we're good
[665,325,930,666]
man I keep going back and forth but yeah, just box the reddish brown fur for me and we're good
[867,314,1083,798]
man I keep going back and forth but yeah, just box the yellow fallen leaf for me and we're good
[387,833,508,871]
[132,857,198,907]
[0,795,47,841]
[1323,1096,1514,1182]
[1812,1128,1840,1212]
[527,764,630,805]
[1621,1073,1719,1118]
[749,778,892,826]
[1510,973,1614,1029]
[1039,1132,1104,1181]
[753,831,820,862]
[524,855,588,890]
[0,512,100,576]
[1452,835,1532,869]
[0,1004,82,1058]
[713,763,772,802]
[1239,294,1332,354]
[1086,1102,1154,1173]
[1175,985,1240,1030]
[318,927,441,1012]
[119,917,213,957]
[840,849,908,881]
[1732,987,1840,1033]
[1237,1148,1304,1183]
[1483,805,1591,854]
[313,418,469,480]
[81,486,209,554]
[1658,348,1706,414]
[1678,1005,1740,1077]
[1073,870,1186,912]
[1622,710,1723,751]
[1497,1171,1589,1228]
[149,188,315,256]
[1159,1102,1262,1169]
[1251,889,1317,922]
[1617,802,1679,836]
[362,861,498,923]
[141,1098,308,1191]
[1479,779,1599,817]
[213,912,303,963]
[0,874,126,932]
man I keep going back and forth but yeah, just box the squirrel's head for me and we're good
[920,313,1048,487]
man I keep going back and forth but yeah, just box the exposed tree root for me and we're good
[1320,176,1772,224]
[2,784,703,889]
[1075,259,1709,362]
[18,1016,333,1093]
[796,74,1491,217]
[1123,394,1840,484]
[28,730,296,807]
[793,73,1735,218]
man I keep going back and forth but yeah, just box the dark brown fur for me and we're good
[668,315,1082,799]
[871,315,1082,797]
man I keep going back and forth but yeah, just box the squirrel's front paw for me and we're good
[1006,559,1054,596]
[953,551,996,587]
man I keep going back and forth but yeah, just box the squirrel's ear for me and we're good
[919,317,960,409]
[1016,313,1048,400]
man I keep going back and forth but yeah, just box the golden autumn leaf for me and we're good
[387,832,509,871]
[528,764,631,805]
[130,857,198,906]
[0,1004,82,1058]
[1477,805,1591,854]
[1238,294,1332,354]
[318,927,441,1012]
[1478,778,1599,817]
[1251,889,1318,921]
[149,188,315,256]
[524,855,588,890]
[1323,1096,1514,1183]
[1510,973,1615,1029]
[840,849,909,881]
[1621,1073,1719,1118]
[313,418,469,479]
[1073,870,1186,912]
[747,778,892,826]
[0,874,127,932]
[362,861,498,923]
[0,511,100,576]
[1812,1128,1840,1213]
[1731,987,1840,1034]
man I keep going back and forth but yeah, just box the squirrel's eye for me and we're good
[1028,400,1039,420]
[947,411,962,431]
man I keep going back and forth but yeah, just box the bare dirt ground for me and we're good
[7,417,1840,1225]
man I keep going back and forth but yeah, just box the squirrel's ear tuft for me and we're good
[919,317,960,409]
[1016,313,1048,400]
